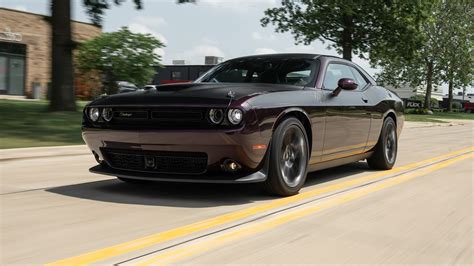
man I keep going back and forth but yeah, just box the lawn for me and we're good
[404,111,474,123]
[0,100,88,149]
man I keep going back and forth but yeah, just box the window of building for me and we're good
[171,71,182,80]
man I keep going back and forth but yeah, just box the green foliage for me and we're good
[261,0,432,61]
[76,27,164,94]
[376,1,473,108]
[451,102,463,110]
[83,0,194,26]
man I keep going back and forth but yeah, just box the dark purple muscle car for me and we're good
[82,54,404,196]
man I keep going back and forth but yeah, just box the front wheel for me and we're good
[262,117,309,196]
[367,117,398,170]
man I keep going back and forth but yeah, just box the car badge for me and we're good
[119,112,133,117]
[227,90,236,98]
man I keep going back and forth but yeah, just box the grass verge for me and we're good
[0,100,87,149]
[404,111,473,123]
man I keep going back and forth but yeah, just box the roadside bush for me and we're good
[451,102,463,111]
[405,108,431,115]
[408,95,439,109]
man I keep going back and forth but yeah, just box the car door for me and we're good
[320,63,372,161]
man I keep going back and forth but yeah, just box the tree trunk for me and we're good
[341,14,353,61]
[447,78,453,112]
[424,60,433,110]
[49,0,76,111]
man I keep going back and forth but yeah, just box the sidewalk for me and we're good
[0,145,89,161]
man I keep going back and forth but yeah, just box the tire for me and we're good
[367,117,397,170]
[262,117,309,196]
[117,177,148,184]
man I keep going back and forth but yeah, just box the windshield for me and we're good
[196,58,318,86]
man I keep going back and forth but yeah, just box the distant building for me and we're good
[172,59,189,65]
[0,8,101,98]
[152,65,214,85]
[205,56,223,65]
[153,56,223,85]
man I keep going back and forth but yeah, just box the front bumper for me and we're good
[82,127,271,182]
[90,163,267,183]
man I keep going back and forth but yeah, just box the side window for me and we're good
[350,67,368,89]
[323,64,356,90]
[285,70,311,85]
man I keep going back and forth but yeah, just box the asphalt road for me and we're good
[1,120,473,265]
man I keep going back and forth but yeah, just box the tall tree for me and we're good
[376,0,473,110]
[438,1,473,111]
[49,0,76,111]
[261,0,432,61]
[77,27,164,94]
[49,0,193,111]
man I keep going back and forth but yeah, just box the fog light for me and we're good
[222,159,242,172]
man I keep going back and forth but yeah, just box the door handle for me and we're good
[361,97,368,103]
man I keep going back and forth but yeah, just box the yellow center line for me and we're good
[46,147,473,266]
[136,152,474,266]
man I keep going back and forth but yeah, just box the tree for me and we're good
[77,27,164,95]
[49,0,193,111]
[49,0,76,111]
[261,0,432,61]
[376,0,473,110]
[438,1,473,111]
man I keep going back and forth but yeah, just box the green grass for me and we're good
[0,100,88,149]
[405,111,474,123]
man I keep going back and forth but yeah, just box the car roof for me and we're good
[228,53,341,61]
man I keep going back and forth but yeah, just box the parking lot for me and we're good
[1,120,473,265]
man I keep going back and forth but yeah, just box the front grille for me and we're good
[102,148,208,175]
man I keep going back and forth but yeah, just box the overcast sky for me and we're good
[2,0,378,74]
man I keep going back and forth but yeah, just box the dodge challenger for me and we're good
[82,54,404,196]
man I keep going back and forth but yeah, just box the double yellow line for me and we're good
[47,147,473,266]
[134,151,473,265]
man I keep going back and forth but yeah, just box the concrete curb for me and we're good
[0,145,90,161]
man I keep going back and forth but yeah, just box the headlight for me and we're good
[228,109,243,125]
[102,108,113,122]
[209,109,224,124]
[88,107,100,122]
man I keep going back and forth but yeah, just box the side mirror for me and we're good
[332,78,358,96]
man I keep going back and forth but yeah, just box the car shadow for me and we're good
[46,162,372,208]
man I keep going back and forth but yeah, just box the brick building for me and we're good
[0,8,101,98]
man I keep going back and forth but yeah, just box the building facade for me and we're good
[0,8,101,98]
[152,65,214,84]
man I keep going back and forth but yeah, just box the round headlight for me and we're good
[102,108,113,122]
[88,107,100,122]
[228,109,243,125]
[209,109,224,124]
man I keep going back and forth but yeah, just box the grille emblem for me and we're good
[144,156,156,168]
[119,112,133,117]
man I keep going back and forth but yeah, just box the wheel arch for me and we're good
[384,110,397,125]
[272,108,313,153]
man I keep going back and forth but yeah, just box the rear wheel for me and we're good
[262,117,309,196]
[367,117,397,170]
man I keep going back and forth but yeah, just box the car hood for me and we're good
[90,83,304,106]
